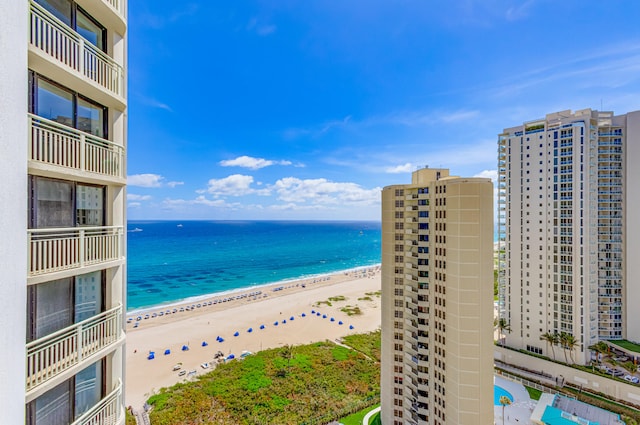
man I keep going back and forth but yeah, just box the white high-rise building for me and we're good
[0,0,127,423]
[381,168,494,425]
[498,109,640,365]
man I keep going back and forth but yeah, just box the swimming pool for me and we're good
[494,385,514,405]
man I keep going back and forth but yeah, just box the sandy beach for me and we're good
[125,267,382,409]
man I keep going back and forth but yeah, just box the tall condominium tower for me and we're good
[381,168,494,425]
[497,109,640,365]
[0,0,128,423]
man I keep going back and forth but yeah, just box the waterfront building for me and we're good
[0,0,128,423]
[497,109,640,365]
[380,168,494,425]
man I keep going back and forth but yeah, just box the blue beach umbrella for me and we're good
[164,349,171,355]
[247,328,253,333]
[290,316,294,321]
[182,345,189,351]
[148,352,155,360]
[316,312,321,317]
[202,341,208,347]
[274,321,279,326]
[322,314,327,319]
[283,319,286,324]
[216,336,221,341]
[311,310,315,314]
[218,337,224,342]
[349,325,354,330]
[338,321,343,325]
[260,324,265,329]
[330,317,335,322]
[301,313,306,317]
[233,331,239,337]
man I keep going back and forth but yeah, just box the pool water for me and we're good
[494,385,514,405]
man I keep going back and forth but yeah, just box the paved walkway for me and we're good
[362,405,381,425]
[494,375,537,425]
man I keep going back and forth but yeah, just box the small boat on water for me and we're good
[129,228,143,233]
[177,224,183,228]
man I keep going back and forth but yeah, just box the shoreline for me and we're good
[126,263,381,315]
[125,267,382,409]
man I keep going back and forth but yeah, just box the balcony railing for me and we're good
[28,226,124,277]
[29,1,124,97]
[26,305,123,392]
[101,0,124,16]
[29,114,124,179]
[72,379,123,425]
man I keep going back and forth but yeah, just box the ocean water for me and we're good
[127,221,381,311]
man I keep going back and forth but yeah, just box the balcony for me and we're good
[72,379,123,425]
[29,114,125,181]
[29,1,124,98]
[28,226,124,277]
[26,305,123,392]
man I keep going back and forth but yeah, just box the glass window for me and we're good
[76,9,104,50]
[28,278,73,342]
[75,362,103,417]
[31,380,71,425]
[36,79,73,128]
[77,98,104,137]
[32,177,75,228]
[75,271,103,322]
[36,0,72,26]
[76,185,104,226]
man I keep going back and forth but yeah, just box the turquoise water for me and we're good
[127,221,381,311]
[494,385,514,405]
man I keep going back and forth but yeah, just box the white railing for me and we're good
[72,379,123,425]
[26,305,123,392]
[101,0,124,17]
[28,226,124,277]
[29,114,124,179]
[30,1,124,97]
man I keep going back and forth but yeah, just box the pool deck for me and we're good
[495,375,537,424]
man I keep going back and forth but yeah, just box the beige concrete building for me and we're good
[381,168,494,425]
[497,109,640,366]
[0,0,127,423]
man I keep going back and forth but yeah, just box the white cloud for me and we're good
[162,196,240,209]
[386,163,413,174]
[219,156,293,170]
[128,202,141,208]
[273,177,381,206]
[127,194,152,201]
[206,174,271,197]
[474,169,498,182]
[128,174,164,187]
[128,174,183,188]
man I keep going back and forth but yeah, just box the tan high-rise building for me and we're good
[0,0,127,423]
[381,168,494,425]
[497,109,640,365]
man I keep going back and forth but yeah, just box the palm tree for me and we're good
[499,395,512,425]
[540,332,558,360]
[588,341,609,363]
[497,318,511,347]
[559,332,569,363]
[622,361,638,374]
[564,334,578,364]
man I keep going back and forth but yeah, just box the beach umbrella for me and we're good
[247,328,253,333]
[290,316,294,321]
[218,337,224,342]
[260,324,265,329]
[182,345,189,351]
[233,331,239,337]
[164,349,171,355]
[202,341,208,347]
[226,354,235,360]
[317,312,321,317]
[330,317,335,322]
[148,352,155,360]
[301,313,306,317]
[322,314,327,319]
[349,325,354,330]
[338,321,343,325]
[283,319,286,324]
[311,310,315,314]
[274,321,279,326]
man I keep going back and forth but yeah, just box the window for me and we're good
[29,176,105,228]
[30,72,107,138]
[35,0,106,52]
[26,360,104,425]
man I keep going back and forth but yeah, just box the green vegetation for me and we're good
[339,403,380,425]
[365,291,381,297]
[315,295,347,307]
[343,330,381,361]
[610,340,640,353]
[147,337,381,424]
[524,386,542,400]
[358,296,373,301]
[328,295,347,302]
[369,411,381,425]
[341,305,363,316]
[494,269,499,299]
[315,300,332,307]
[125,410,136,425]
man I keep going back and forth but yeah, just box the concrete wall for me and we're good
[625,111,640,343]
[495,346,640,406]
[0,0,28,422]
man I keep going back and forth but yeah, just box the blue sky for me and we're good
[126,0,640,221]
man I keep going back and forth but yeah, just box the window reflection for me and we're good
[77,10,104,51]
[78,98,104,137]
[37,80,73,127]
